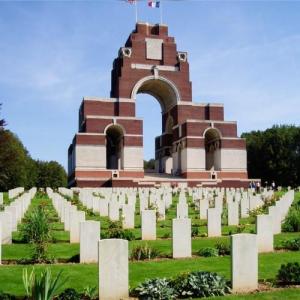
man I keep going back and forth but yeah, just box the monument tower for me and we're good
[68,23,248,187]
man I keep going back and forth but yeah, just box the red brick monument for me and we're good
[68,23,248,187]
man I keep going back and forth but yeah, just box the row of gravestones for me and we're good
[55,187,294,260]
[0,188,36,264]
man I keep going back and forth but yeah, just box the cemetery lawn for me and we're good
[0,251,299,296]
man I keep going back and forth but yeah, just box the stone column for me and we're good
[207,208,221,237]
[231,233,258,292]
[80,221,100,263]
[98,239,128,300]
[256,215,273,253]
[141,210,156,240]
[172,218,191,258]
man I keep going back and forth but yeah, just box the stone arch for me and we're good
[204,128,221,171]
[131,75,181,113]
[105,124,124,170]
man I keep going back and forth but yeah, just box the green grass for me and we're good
[0,251,299,296]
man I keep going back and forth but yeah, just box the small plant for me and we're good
[282,208,300,232]
[215,242,231,256]
[0,291,15,300]
[281,237,300,251]
[236,224,246,233]
[132,278,176,300]
[57,288,81,300]
[105,221,135,240]
[172,271,230,298]
[20,206,52,263]
[198,247,218,257]
[23,268,65,300]
[131,244,161,261]
[162,232,171,239]
[83,286,98,299]
[277,262,300,285]
[191,227,199,237]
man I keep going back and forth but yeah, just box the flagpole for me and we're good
[135,0,138,23]
[160,0,163,24]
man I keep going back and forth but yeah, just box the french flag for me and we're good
[148,0,160,8]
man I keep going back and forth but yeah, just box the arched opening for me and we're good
[106,125,124,170]
[205,128,221,171]
[133,76,179,175]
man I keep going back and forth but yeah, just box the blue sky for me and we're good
[1,0,300,170]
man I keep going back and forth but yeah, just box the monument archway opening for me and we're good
[106,125,124,170]
[205,128,221,171]
[134,76,178,175]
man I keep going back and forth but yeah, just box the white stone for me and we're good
[99,198,109,217]
[70,211,86,243]
[172,218,191,258]
[207,208,221,237]
[240,197,249,218]
[228,202,239,226]
[0,211,12,244]
[80,221,100,263]
[199,199,209,220]
[256,215,273,253]
[231,234,258,292]
[122,205,135,229]
[177,203,188,219]
[0,193,3,205]
[141,210,156,240]
[98,239,128,300]
[109,200,119,221]
[268,206,281,234]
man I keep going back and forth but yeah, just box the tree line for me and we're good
[0,104,67,191]
[242,125,300,187]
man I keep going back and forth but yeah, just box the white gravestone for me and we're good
[228,202,239,226]
[98,239,128,300]
[207,208,221,237]
[141,210,156,240]
[231,234,258,292]
[256,215,273,253]
[172,218,191,258]
[70,211,86,243]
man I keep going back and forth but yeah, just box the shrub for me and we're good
[191,227,199,237]
[23,268,65,300]
[132,278,176,300]
[20,206,52,262]
[215,242,231,256]
[198,247,218,257]
[172,271,230,298]
[236,224,246,233]
[57,288,81,300]
[277,262,300,285]
[282,208,300,232]
[105,221,135,240]
[281,237,300,251]
[83,286,97,299]
[131,244,161,261]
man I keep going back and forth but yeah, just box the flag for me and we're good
[148,0,160,8]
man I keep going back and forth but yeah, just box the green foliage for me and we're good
[35,160,67,189]
[132,278,176,300]
[276,262,300,285]
[281,237,300,251]
[144,159,155,170]
[57,288,81,300]
[83,286,98,299]
[23,268,65,300]
[102,221,135,241]
[0,103,6,128]
[0,291,15,300]
[0,129,30,190]
[282,207,300,232]
[215,242,231,256]
[197,247,218,257]
[20,205,52,262]
[172,271,230,298]
[130,244,161,261]
[242,125,300,186]
[191,227,199,237]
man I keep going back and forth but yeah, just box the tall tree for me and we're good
[0,103,6,129]
[242,125,300,187]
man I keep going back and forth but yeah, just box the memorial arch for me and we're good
[68,22,248,187]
